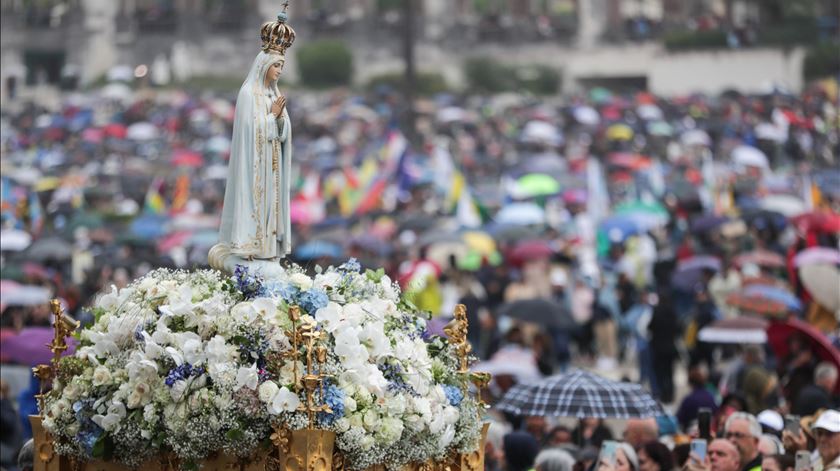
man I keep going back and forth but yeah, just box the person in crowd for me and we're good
[623,418,660,450]
[756,410,784,437]
[638,440,674,471]
[0,381,22,470]
[812,409,840,470]
[676,363,718,432]
[760,454,794,471]
[16,438,33,471]
[504,431,540,471]
[574,417,614,450]
[792,362,838,416]
[525,415,550,444]
[757,433,784,456]
[545,425,574,447]
[708,438,742,471]
[648,290,679,404]
[597,442,638,471]
[723,412,762,471]
[779,334,818,406]
[535,448,576,471]
[484,420,511,471]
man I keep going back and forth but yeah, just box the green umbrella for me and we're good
[589,87,613,104]
[615,201,669,221]
[66,212,105,233]
[516,173,561,198]
[647,121,674,137]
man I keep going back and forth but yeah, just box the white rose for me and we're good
[359,434,375,450]
[63,382,82,401]
[92,366,112,387]
[442,406,460,425]
[289,273,313,290]
[335,417,351,433]
[277,361,304,389]
[377,417,404,444]
[50,399,71,418]
[344,396,357,413]
[405,414,425,432]
[362,409,380,432]
[258,381,279,403]
[348,412,364,428]
[385,394,406,415]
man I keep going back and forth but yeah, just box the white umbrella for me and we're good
[437,106,468,123]
[754,123,787,143]
[681,129,711,147]
[35,114,53,128]
[521,120,562,146]
[760,194,806,217]
[100,83,133,102]
[573,106,600,126]
[496,202,546,226]
[7,167,42,185]
[204,164,229,180]
[106,65,134,82]
[636,104,663,121]
[698,317,768,344]
[126,122,159,141]
[0,282,52,307]
[799,264,840,314]
[473,345,542,382]
[0,229,32,252]
[732,145,769,169]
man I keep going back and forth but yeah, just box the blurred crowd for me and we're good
[1,75,840,471]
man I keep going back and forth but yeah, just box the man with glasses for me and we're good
[813,409,840,471]
[723,412,762,471]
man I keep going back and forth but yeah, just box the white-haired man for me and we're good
[793,362,838,416]
[813,409,840,471]
[723,412,762,471]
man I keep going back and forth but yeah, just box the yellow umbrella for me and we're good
[606,124,634,141]
[34,177,61,192]
[462,231,496,255]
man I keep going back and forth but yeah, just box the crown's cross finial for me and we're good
[282,1,290,12]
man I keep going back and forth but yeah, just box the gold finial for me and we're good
[444,304,471,375]
[298,329,331,428]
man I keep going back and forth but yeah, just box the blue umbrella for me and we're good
[690,214,730,232]
[495,202,545,226]
[295,240,343,260]
[743,284,803,312]
[599,214,660,243]
[130,214,169,239]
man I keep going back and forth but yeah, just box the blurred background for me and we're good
[1,1,840,470]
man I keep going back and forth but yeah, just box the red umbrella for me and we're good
[767,318,840,393]
[791,211,840,234]
[172,149,204,167]
[608,153,652,170]
[509,240,554,266]
[726,292,788,318]
[103,123,127,139]
[733,250,786,269]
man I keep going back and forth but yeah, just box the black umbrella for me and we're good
[24,236,73,261]
[496,369,664,419]
[497,298,576,330]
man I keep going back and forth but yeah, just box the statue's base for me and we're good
[208,243,286,278]
[31,416,489,471]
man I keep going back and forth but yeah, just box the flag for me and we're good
[446,170,466,213]
[29,191,44,235]
[144,177,166,214]
[170,174,190,213]
[456,186,481,228]
[586,158,609,223]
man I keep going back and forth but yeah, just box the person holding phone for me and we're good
[682,439,741,471]
[723,413,763,471]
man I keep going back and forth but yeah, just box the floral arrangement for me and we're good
[41,260,484,470]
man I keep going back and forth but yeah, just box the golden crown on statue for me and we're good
[260,1,296,56]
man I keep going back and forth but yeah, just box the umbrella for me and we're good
[767,319,840,393]
[497,298,576,330]
[473,345,542,383]
[0,229,32,252]
[606,124,634,141]
[126,122,159,141]
[103,123,128,139]
[732,145,769,169]
[100,83,132,102]
[791,211,840,234]
[760,195,806,217]
[754,122,786,142]
[1,327,77,366]
[106,65,133,82]
[740,208,788,232]
[462,231,496,255]
[614,201,669,222]
[521,121,562,146]
[573,106,600,126]
[294,240,344,260]
[697,316,769,344]
[172,149,204,167]
[425,241,469,270]
[485,224,544,244]
[496,369,664,418]
[690,214,730,232]
[677,255,722,273]
[742,284,802,312]
[599,215,647,243]
[509,240,555,265]
[733,250,786,269]
[205,135,231,154]
[647,121,673,137]
[799,264,840,313]
[130,214,169,240]
[496,203,546,226]
[0,281,52,308]
[608,153,652,170]
[515,174,561,198]
[725,292,789,318]
[510,154,568,178]
[681,129,711,147]
[794,247,840,268]
[589,87,613,104]
[636,104,663,121]
[24,236,73,261]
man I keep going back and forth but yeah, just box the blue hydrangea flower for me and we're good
[261,280,299,302]
[318,384,346,426]
[339,258,361,273]
[298,289,329,314]
[233,265,263,299]
[442,385,464,407]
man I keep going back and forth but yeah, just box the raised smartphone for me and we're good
[795,450,810,471]
[691,439,707,463]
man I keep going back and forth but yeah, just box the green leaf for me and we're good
[365,268,385,283]
[226,428,244,441]
[91,434,114,460]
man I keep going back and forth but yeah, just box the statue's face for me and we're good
[266,60,285,83]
